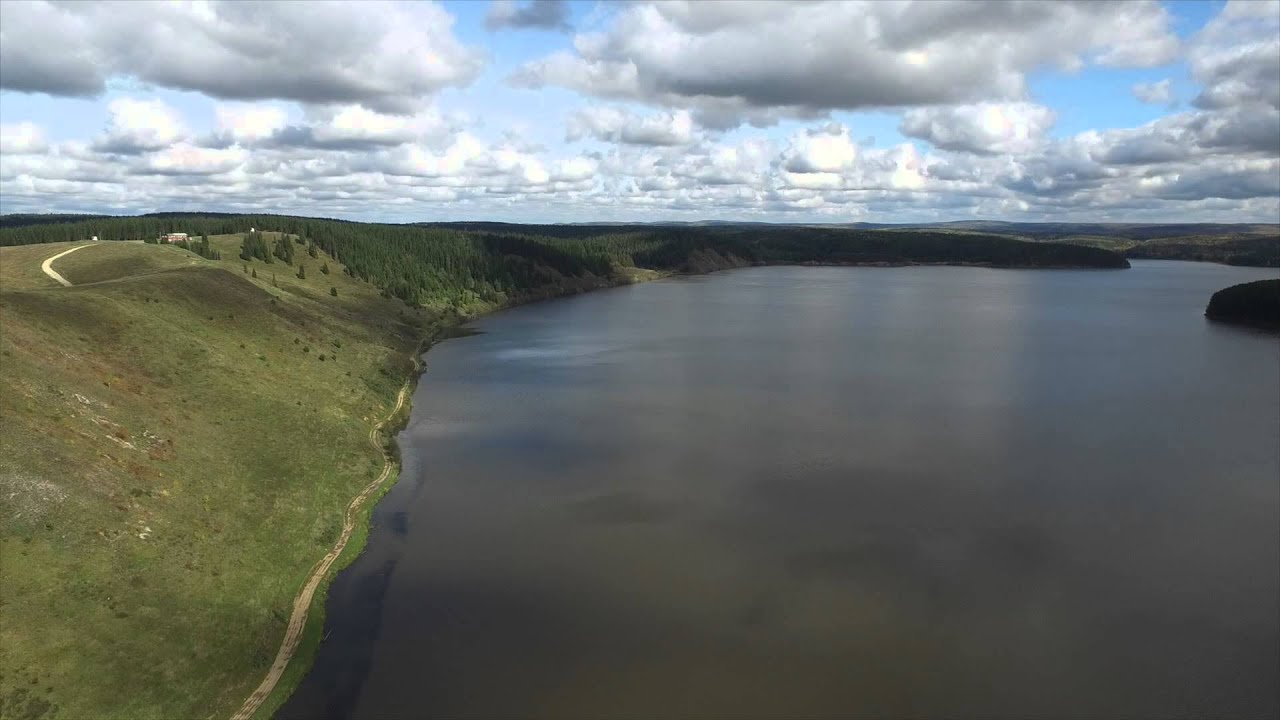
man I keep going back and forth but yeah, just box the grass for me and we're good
[0,236,437,720]
[0,242,79,290]
[53,242,202,285]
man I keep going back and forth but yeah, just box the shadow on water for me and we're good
[275,559,399,720]
[438,324,483,340]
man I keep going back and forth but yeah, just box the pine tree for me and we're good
[297,264,307,280]
[252,268,258,278]
[308,240,318,259]
[240,232,271,263]
[330,287,338,297]
[320,261,330,274]
[273,236,294,265]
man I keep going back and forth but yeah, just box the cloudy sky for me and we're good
[0,0,1277,223]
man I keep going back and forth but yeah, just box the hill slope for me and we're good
[0,240,431,720]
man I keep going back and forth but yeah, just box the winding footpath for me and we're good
[230,368,416,720]
[40,243,93,286]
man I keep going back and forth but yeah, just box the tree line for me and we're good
[1,213,1129,310]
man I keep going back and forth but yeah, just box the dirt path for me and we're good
[230,362,417,720]
[40,244,94,286]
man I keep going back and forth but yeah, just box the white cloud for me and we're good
[900,103,1056,155]
[0,122,48,155]
[0,1,1275,224]
[1132,79,1175,106]
[93,98,187,155]
[1189,0,1280,111]
[0,1,484,113]
[214,104,288,144]
[140,143,246,176]
[513,0,1179,126]
[567,107,697,145]
[781,124,859,174]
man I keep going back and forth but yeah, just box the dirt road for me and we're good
[230,364,417,720]
[40,244,93,286]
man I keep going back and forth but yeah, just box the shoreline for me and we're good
[240,321,454,720]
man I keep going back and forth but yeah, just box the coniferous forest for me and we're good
[0,213,1131,309]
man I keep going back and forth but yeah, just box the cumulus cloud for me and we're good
[139,143,246,176]
[900,103,1055,155]
[0,122,48,155]
[781,124,859,174]
[212,104,289,145]
[486,0,571,31]
[512,0,1179,126]
[566,107,697,145]
[0,1,1275,225]
[0,1,484,113]
[1189,0,1280,111]
[1132,79,1175,106]
[92,98,187,155]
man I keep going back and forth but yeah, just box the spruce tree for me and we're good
[330,287,338,297]
[252,268,258,278]
[320,261,330,274]
[273,236,294,265]
[297,264,307,280]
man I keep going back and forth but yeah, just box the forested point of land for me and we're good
[0,214,1129,309]
[1205,279,1280,330]
[1125,236,1279,267]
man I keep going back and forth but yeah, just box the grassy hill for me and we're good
[0,238,434,720]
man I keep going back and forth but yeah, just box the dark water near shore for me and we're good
[280,261,1279,720]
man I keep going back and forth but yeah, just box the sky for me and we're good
[0,0,1277,224]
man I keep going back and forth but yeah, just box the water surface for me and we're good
[282,261,1279,719]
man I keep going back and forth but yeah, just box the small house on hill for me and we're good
[162,233,189,243]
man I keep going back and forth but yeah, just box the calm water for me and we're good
[281,261,1279,720]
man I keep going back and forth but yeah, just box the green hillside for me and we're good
[0,239,431,720]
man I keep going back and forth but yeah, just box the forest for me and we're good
[1205,279,1280,330]
[0,214,1129,309]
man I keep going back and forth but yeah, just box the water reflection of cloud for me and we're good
[492,343,617,365]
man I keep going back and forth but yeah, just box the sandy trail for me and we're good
[230,365,416,720]
[40,244,94,286]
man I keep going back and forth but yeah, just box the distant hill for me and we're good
[1205,279,1280,330]
[844,221,1279,240]
[1127,236,1280,267]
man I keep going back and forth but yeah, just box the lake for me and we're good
[280,261,1279,719]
